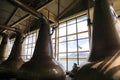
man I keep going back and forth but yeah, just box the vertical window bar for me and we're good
[57,24,59,61]
[54,26,57,58]
[76,18,79,65]
[66,22,68,72]
[57,0,60,61]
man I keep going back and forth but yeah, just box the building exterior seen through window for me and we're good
[9,14,90,71]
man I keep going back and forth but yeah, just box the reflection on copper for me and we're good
[17,14,65,80]
[71,0,120,80]
[0,33,9,63]
[0,31,24,79]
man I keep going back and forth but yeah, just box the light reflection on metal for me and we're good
[0,33,9,63]
[17,14,65,80]
[69,0,120,80]
[0,31,24,79]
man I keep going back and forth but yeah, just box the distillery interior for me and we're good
[0,0,120,80]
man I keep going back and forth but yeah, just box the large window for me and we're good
[52,14,90,71]
[23,30,38,61]
[8,14,90,72]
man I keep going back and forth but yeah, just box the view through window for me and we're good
[53,14,90,71]
[9,14,90,71]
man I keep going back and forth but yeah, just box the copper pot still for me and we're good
[72,0,120,80]
[0,31,24,78]
[17,14,65,80]
[0,33,9,63]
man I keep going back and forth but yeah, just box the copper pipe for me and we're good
[0,31,24,79]
[0,25,16,32]
[0,33,9,63]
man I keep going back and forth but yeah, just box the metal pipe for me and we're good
[0,25,16,32]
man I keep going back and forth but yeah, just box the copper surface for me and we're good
[0,33,9,63]
[17,15,65,80]
[72,0,120,80]
[0,31,24,79]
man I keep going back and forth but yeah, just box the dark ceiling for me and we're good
[0,0,119,36]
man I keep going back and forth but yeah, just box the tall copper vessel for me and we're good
[73,0,120,80]
[0,33,9,63]
[0,31,24,78]
[17,14,65,80]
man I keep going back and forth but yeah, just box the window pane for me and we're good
[79,52,89,59]
[68,35,76,41]
[33,36,36,42]
[33,44,35,47]
[52,44,55,54]
[59,53,67,70]
[25,39,28,44]
[59,37,66,42]
[77,15,87,22]
[68,41,77,52]
[23,30,37,61]
[27,48,32,55]
[28,37,32,43]
[59,42,66,52]
[67,24,76,34]
[67,19,76,25]
[78,39,89,51]
[78,32,88,39]
[59,27,66,36]
[77,21,88,32]
[68,52,77,71]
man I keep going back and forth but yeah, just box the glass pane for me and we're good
[59,27,66,36]
[77,21,88,32]
[68,41,77,52]
[27,48,32,55]
[78,39,89,51]
[33,36,36,42]
[67,24,76,34]
[59,53,67,70]
[25,46,27,49]
[33,44,35,47]
[67,19,76,25]
[25,38,28,44]
[24,49,28,55]
[68,52,77,71]
[67,35,76,41]
[28,44,32,48]
[59,22,66,28]
[79,52,89,59]
[78,32,88,39]
[77,15,87,22]
[59,37,66,42]
[59,42,66,52]
[52,44,55,53]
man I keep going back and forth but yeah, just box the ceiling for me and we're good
[0,0,120,35]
